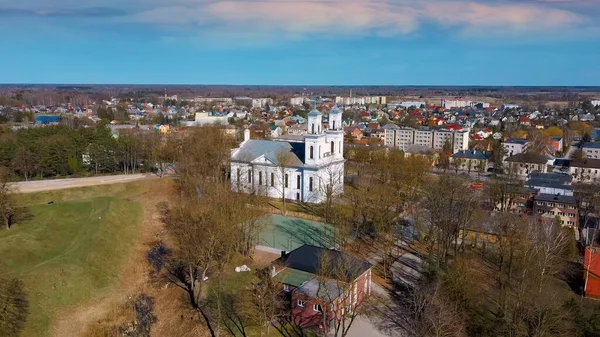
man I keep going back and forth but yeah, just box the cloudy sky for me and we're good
[1,0,599,85]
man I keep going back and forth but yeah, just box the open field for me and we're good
[0,179,177,337]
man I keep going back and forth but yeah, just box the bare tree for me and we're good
[274,149,296,215]
[0,168,16,231]
[573,182,600,245]
[422,175,477,265]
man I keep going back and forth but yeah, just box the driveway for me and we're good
[344,283,408,337]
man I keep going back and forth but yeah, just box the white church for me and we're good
[231,107,345,203]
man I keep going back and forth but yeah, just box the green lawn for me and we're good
[0,193,143,336]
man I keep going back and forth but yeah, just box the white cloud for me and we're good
[3,0,595,39]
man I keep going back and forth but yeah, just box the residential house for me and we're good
[548,137,564,154]
[450,150,489,172]
[270,125,283,138]
[231,107,345,203]
[404,145,438,165]
[345,126,363,141]
[504,153,550,177]
[570,159,600,182]
[271,245,373,333]
[533,194,578,228]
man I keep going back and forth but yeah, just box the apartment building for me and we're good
[289,96,306,105]
[335,96,386,106]
[533,194,578,228]
[384,125,469,153]
[503,138,528,157]
[582,142,600,159]
[442,99,471,109]
[414,128,434,148]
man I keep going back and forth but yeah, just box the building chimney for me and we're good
[244,128,250,142]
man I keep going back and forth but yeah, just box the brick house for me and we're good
[344,126,363,141]
[584,247,600,299]
[533,194,578,228]
[271,245,373,333]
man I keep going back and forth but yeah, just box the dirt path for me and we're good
[13,174,158,194]
[51,181,175,337]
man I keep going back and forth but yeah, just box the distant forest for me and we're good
[0,84,599,107]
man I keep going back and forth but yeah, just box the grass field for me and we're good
[0,186,144,336]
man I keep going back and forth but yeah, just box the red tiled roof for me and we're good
[445,124,462,131]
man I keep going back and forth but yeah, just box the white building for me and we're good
[503,139,528,157]
[414,128,434,148]
[289,97,305,106]
[335,96,386,106]
[442,99,471,109]
[231,107,345,203]
[398,101,426,109]
[194,112,228,126]
[252,98,273,109]
[384,125,469,153]
[473,102,491,108]
[194,97,234,104]
[591,99,600,107]
[502,104,520,110]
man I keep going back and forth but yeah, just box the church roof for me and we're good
[330,106,342,114]
[308,109,322,117]
[232,139,305,166]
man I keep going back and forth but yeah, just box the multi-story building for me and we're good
[570,159,600,182]
[582,142,600,159]
[252,98,273,109]
[533,194,578,228]
[433,129,453,150]
[384,125,469,153]
[503,138,528,157]
[289,96,306,106]
[504,153,550,177]
[335,96,386,106]
[453,131,469,153]
[194,97,234,104]
[414,128,434,148]
[398,101,426,109]
[526,172,573,196]
[450,150,489,172]
[442,99,471,109]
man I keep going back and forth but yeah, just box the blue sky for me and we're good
[0,0,599,85]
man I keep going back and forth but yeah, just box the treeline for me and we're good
[0,124,165,180]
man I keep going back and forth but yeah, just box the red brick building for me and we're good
[584,247,600,299]
[271,245,373,333]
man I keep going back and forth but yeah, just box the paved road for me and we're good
[12,174,158,194]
